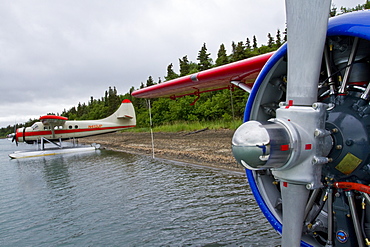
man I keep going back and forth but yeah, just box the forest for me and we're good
[1,2,369,137]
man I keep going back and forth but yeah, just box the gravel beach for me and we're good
[82,129,244,172]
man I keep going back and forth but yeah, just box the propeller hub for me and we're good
[232,121,291,170]
[233,103,332,188]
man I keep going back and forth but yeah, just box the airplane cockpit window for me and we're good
[31,123,39,130]
[69,125,72,129]
[75,125,78,129]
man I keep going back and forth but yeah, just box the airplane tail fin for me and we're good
[102,99,136,127]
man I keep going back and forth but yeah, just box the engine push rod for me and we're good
[323,45,337,98]
[346,190,366,246]
[325,188,333,247]
[338,37,359,94]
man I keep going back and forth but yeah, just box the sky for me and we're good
[0,0,364,128]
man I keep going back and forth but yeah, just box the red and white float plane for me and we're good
[10,99,136,159]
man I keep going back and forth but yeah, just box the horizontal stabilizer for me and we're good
[132,52,273,99]
[117,115,133,119]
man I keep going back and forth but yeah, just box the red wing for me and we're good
[39,115,68,125]
[132,52,274,99]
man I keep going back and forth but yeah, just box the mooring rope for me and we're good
[147,99,155,158]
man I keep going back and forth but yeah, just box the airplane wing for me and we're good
[39,115,68,125]
[132,52,274,99]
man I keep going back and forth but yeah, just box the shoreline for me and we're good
[82,129,245,173]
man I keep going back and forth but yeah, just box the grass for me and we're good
[128,119,243,133]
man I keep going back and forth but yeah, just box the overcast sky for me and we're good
[0,0,363,128]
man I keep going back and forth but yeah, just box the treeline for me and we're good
[1,2,368,137]
[332,0,370,15]
[1,28,281,137]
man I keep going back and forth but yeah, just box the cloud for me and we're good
[0,0,362,127]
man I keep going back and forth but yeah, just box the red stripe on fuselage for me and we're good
[21,125,135,138]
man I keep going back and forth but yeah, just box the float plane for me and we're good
[10,99,136,159]
[133,1,370,246]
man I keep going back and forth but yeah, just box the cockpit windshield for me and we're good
[31,123,39,130]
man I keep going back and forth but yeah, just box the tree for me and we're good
[339,1,370,14]
[164,63,179,81]
[283,27,287,42]
[245,38,251,51]
[188,62,199,74]
[107,86,121,115]
[275,29,282,47]
[244,38,253,58]
[179,55,190,76]
[146,76,155,87]
[330,5,337,17]
[365,0,370,9]
[215,43,228,66]
[231,41,246,62]
[267,33,274,48]
[197,43,212,71]
[252,35,258,50]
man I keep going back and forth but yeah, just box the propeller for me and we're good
[232,0,332,246]
[12,124,18,146]
[280,1,331,246]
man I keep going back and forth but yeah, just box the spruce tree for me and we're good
[252,35,258,50]
[365,0,370,9]
[245,38,251,51]
[179,55,190,76]
[164,63,179,81]
[146,76,155,87]
[267,33,274,48]
[231,41,236,55]
[197,43,212,71]
[231,41,246,62]
[215,44,228,66]
[283,27,287,42]
[245,38,252,58]
[276,29,282,47]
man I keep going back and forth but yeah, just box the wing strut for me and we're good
[231,81,251,93]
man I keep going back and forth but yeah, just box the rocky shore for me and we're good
[82,129,244,172]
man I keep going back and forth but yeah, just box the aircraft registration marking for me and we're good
[88,124,103,128]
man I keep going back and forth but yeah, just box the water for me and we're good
[0,139,280,246]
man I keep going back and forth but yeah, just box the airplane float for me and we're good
[132,1,370,246]
[10,99,136,159]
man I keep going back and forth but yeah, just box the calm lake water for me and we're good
[0,139,280,246]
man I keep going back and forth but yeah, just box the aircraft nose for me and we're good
[14,128,22,144]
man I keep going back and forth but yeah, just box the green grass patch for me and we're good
[127,119,243,133]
